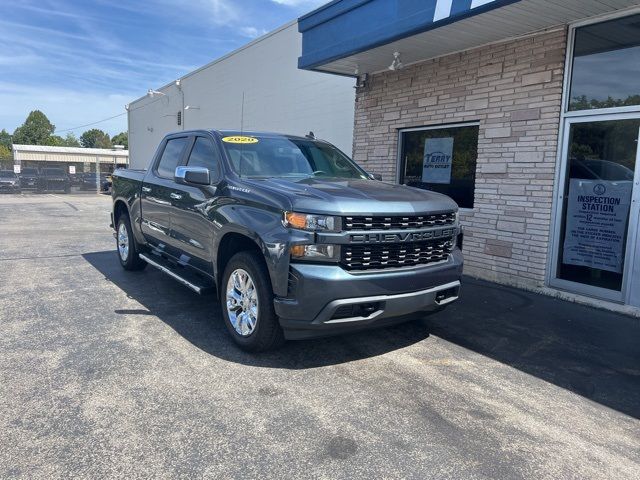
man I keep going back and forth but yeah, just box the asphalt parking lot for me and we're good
[0,193,638,479]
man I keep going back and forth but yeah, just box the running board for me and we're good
[139,253,213,294]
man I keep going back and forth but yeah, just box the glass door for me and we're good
[551,117,640,303]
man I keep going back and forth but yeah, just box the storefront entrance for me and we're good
[550,8,640,306]
[551,116,639,305]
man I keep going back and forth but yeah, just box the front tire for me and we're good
[116,214,147,271]
[220,251,284,352]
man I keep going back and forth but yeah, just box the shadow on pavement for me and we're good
[83,250,431,370]
[424,276,640,419]
[83,250,640,418]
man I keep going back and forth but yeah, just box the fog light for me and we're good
[290,244,337,260]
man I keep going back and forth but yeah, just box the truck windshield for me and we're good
[21,168,38,175]
[221,135,369,179]
[42,168,64,176]
[0,170,16,178]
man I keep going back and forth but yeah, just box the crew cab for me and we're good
[111,130,463,351]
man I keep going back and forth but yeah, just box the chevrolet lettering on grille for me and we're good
[349,228,456,244]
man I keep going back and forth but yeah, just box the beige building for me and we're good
[11,144,128,174]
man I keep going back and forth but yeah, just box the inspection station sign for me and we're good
[563,179,633,273]
[422,137,453,184]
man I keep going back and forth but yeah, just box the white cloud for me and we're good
[271,0,327,6]
[239,26,269,39]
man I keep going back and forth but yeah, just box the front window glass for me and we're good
[21,168,38,175]
[187,137,221,179]
[399,125,478,208]
[557,119,637,291]
[221,135,368,179]
[43,168,64,175]
[569,14,640,111]
[0,170,16,178]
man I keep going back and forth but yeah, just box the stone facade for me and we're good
[352,28,567,289]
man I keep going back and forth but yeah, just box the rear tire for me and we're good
[116,214,147,271]
[220,251,284,352]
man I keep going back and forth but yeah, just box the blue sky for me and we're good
[1,0,326,137]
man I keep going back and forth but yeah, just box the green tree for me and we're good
[63,132,81,147]
[0,129,11,150]
[111,132,128,149]
[0,144,11,159]
[12,110,55,145]
[45,135,65,146]
[80,129,112,148]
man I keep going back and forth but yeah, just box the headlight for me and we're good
[290,244,338,261]
[283,211,339,231]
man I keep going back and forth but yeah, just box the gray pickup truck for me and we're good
[111,130,463,351]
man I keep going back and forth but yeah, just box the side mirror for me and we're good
[369,172,383,181]
[175,166,210,185]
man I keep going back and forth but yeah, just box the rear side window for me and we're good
[187,137,221,180]
[157,137,188,178]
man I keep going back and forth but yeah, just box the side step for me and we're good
[139,253,214,294]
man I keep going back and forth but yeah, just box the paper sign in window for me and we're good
[422,137,453,184]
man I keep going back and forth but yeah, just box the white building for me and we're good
[127,21,356,169]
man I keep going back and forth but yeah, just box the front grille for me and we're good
[341,238,454,271]
[344,212,456,231]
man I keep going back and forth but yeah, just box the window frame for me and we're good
[396,121,480,212]
[185,135,223,183]
[563,8,640,118]
[153,135,190,180]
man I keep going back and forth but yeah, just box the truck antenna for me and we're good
[239,91,245,177]
[240,91,245,134]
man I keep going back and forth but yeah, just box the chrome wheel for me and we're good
[117,222,129,262]
[226,268,259,336]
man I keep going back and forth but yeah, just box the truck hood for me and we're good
[239,177,458,215]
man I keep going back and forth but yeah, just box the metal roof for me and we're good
[12,144,129,157]
[298,0,640,75]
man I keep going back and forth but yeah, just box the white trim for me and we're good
[471,0,496,8]
[433,0,453,22]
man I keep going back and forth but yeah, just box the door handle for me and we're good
[142,186,151,193]
[170,192,183,200]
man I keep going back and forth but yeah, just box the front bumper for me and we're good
[20,178,38,189]
[275,249,463,339]
[0,183,20,192]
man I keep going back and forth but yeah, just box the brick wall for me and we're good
[352,28,567,289]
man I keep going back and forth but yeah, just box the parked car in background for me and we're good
[19,167,40,190]
[79,172,109,191]
[0,170,21,193]
[69,172,84,187]
[101,173,113,193]
[38,167,71,193]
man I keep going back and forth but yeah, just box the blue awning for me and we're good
[298,0,638,75]
[298,0,521,73]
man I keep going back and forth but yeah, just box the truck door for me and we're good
[140,135,189,256]
[168,135,223,275]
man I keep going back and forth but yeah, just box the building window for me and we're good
[399,124,478,208]
[569,13,640,111]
